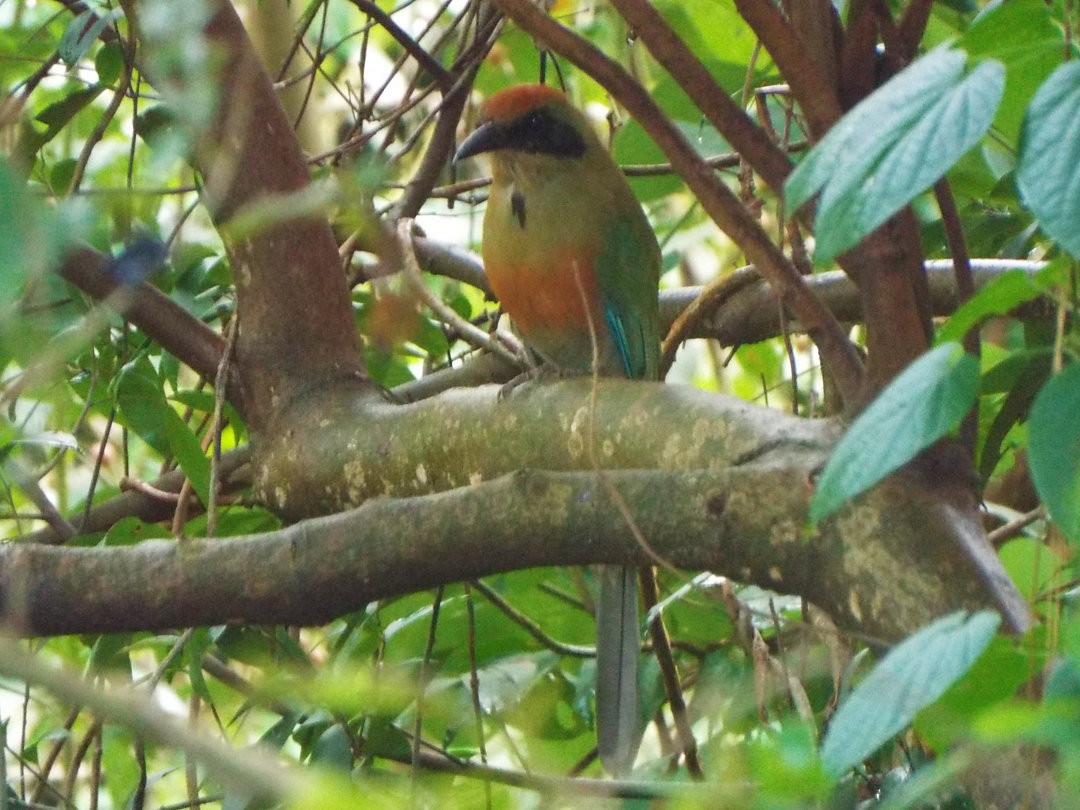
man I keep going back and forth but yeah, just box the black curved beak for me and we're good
[453,121,507,164]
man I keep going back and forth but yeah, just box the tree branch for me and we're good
[608,0,794,193]
[1,448,1030,640]
[183,0,368,430]
[732,0,844,138]
[343,0,454,91]
[57,246,246,413]
[658,261,1051,351]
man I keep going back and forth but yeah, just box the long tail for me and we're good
[595,564,641,776]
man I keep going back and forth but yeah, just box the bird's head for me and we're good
[453,84,592,167]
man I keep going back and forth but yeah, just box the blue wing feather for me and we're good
[604,306,637,379]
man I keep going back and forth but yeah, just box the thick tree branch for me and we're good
[843,212,934,392]
[898,0,934,61]
[185,0,367,430]
[490,0,866,407]
[658,261,1052,351]
[1,448,1030,640]
[250,379,831,520]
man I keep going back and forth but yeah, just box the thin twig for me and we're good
[730,0,842,138]
[462,584,493,809]
[660,265,761,376]
[343,0,452,89]
[934,177,979,454]
[469,580,594,658]
[411,586,445,788]
[3,459,76,542]
[68,57,133,195]
[638,570,703,778]
[986,506,1046,547]
[208,319,239,538]
[380,742,723,800]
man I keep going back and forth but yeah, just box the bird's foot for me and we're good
[496,362,562,400]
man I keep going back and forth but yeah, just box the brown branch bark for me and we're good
[57,246,245,412]
[183,0,369,431]
[490,0,866,407]
[658,261,1051,351]
[608,0,793,193]
[898,0,934,61]
[344,0,454,91]
[842,212,933,392]
[839,0,879,108]
[0,445,1031,641]
[732,0,844,138]
[782,0,841,99]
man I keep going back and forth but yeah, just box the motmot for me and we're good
[454,84,661,775]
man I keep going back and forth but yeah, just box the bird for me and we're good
[454,83,661,776]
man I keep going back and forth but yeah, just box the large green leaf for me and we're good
[961,0,1063,142]
[1017,62,1080,259]
[821,610,1000,777]
[58,9,122,66]
[913,633,1037,751]
[0,160,57,311]
[935,266,1048,345]
[811,343,980,521]
[1029,361,1080,542]
[116,363,211,506]
[786,47,965,213]
[786,46,1004,265]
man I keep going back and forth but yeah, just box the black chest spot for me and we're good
[511,191,526,229]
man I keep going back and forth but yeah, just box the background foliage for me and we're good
[2,0,1080,808]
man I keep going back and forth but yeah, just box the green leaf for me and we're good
[821,610,1000,777]
[978,349,1051,481]
[0,159,60,311]
[311,724,353,771]
[811,343,980,521]
[102,516,170,546]
[185,627,214,701]
[961,0,1063,143]
[58,10,122,67]
[999,537,1069,604]
[95,40,124,86]
[87,633,133,675]
[786,47,964,212]
[1029,361,1080,542]
[935,267,1047,344]
[116,364,211,505]
[1017,61,1080,259]
[36,86,106,136]
[49,158,77,195]
[913,633,1036,750]
[786,47,1004,265]
[260,713,301,750]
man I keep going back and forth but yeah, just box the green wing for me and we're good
[597,211,662,381]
